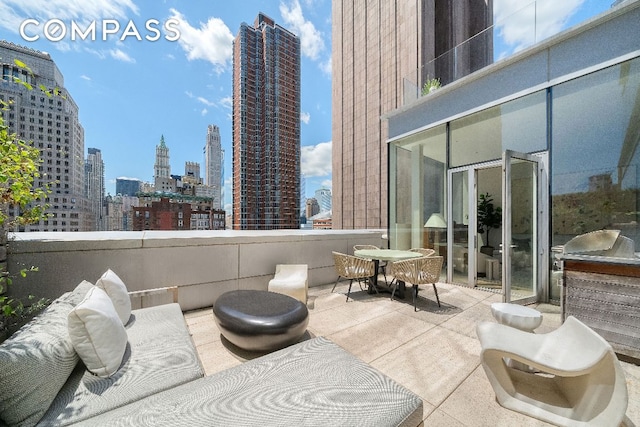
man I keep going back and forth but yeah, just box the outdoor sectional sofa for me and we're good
[0,278,423,426]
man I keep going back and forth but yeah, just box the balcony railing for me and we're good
[403,0,610,104]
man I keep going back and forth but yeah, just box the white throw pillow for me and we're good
[68,286,128,378]
[96,269,132,325]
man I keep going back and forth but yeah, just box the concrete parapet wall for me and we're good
[6,229,386,311]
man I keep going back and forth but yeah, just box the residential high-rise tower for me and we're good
[332,1,493,228]
[232,13,301,230]
[0,41,89,231]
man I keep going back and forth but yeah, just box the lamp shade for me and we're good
[424,213,447,228]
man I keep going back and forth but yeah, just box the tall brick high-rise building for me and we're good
[232,13,301,230]
[332,1,493,229]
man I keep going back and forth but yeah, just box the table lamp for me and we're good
[424,213,447,248]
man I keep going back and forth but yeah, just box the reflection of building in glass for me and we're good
[589,174,614,192]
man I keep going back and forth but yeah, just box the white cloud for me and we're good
[301,140,331,177]
[80,75,91,81]
[494,0,584,52]
[169,8,233,72]
[300,111,310,124]
[319,57,331,77]
[220,96,232,110]
[279,0,325,60]
[201,108,208,116]
[197,96,216,107]
[321,179,332,189]
[0,0,138,34]
[109,48,135,63]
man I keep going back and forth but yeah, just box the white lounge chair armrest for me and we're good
[477,317,612,376]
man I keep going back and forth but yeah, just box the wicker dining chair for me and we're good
[353,245,388,282]
[331,252,376,301]
[409,248,436,257]
[389,256,444,311]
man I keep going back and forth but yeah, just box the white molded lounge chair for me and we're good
[268,264,308,304]
[477,316,628,427]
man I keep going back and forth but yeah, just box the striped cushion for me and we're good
[77,337,423,427]
[38,303,204,426]
[0,295,79,427]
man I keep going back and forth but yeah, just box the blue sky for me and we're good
[0,0,611,212]
[0,0,333,212]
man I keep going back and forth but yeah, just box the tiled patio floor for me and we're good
[185,281,639,426]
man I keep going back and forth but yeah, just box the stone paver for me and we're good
[186,281,640,426]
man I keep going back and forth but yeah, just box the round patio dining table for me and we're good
[353,249,423,262]
[354,249,423,297]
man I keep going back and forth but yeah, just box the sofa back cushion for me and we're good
[0,294,79,427]
[95,269,131,325]
[39,303,204,426]
[68,287,128,378]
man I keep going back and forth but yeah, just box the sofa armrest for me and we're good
[129,286,178,310]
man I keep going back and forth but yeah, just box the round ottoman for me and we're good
[490,302,542,332]
[213,290,309,352]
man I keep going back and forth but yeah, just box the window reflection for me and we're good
[552,57,640,248]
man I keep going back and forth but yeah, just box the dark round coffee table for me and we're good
[213,290,309,352]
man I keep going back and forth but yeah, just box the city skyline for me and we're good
[0,1,611,219]
[0,0,334,214]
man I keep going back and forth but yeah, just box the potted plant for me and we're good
[421,77,441,95]
[477,192,502,256]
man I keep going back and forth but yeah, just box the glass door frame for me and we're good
[502,150,549,304]
[447,151,549,302]
[447,159,502,287]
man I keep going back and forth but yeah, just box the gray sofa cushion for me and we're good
[79,337,423,427]
[38,303,204,426]
[0,294,79,427]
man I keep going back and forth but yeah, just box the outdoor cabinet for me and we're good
[562,255,640,362]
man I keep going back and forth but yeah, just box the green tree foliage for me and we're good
[1,59,55,338]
